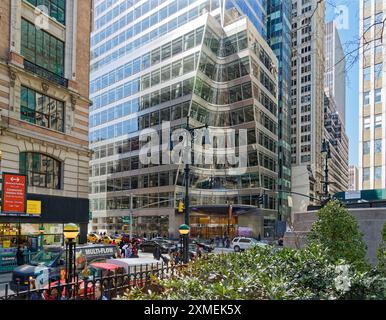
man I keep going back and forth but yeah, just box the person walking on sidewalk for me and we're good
[16,246,24,266]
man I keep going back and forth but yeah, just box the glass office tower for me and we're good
[89,0,279,239]
[266,0,292,222]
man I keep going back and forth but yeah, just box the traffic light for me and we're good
[257,194,268,206]
[177,200,185,213]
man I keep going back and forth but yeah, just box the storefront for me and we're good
[0,193,89,249]
[92,215,170,238]
[188,205,278,240]
[0,223,65,249]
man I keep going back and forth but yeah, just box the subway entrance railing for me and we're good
[0,262,187,300]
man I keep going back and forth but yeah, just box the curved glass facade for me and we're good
[89,0,279,238]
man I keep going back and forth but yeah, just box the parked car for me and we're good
[87,233,100,243]
[191,240,214,252]
[231,237,268,252]
[151,237,169,241]
[140,240,176,254]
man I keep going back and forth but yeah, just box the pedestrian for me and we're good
[215,236,220,247]
[196,245,202,259]
[153,244,161,261]
[131,243,139,258]
[174,251,181,265]
[221,236,225,248]
[29,278,41,300]
[226,237,231,248]
[124,244,132,258]
[95,283,108,300]
[16,246,24,266]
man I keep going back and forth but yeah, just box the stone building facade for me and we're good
[0,0,92,244]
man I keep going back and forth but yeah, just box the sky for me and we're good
[326,0,360,166]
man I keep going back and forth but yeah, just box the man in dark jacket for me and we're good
[16,246,24,266]
[153,244,161,260]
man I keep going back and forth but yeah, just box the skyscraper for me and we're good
[323,20,349,197]
[359,0,385,190]
[290,0,326,212]
[349,165,359,191]
[323,94,349,195]
[266,0,292,221]
[325,20,346,125]
[89,0,280,239]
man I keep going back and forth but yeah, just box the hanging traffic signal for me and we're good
[177,200,185,213]
[257,194,268,206]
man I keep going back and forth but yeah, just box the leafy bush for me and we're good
[119,245,385,300]
[308,201,369,270]
[116,202,386,301]
[378,223,386,275]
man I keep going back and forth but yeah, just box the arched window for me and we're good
[19,152,61,190]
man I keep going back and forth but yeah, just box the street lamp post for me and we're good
[38,224,44,253]
[183,116,208,263]
[321,139,332,205]
[63,223,79,298]
[179,224,190,263]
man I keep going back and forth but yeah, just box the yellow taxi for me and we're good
[87,233,100,243]
[102,235,121,245]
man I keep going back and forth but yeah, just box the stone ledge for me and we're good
[8,51,24,68]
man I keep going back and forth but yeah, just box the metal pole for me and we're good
[73,242,76,283]
[40,233,43,252]
[183,117,190,264]
[130,194,133,239]
[68,239,73,284]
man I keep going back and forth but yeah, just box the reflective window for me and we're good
[363,91,370,105]
[20,86,64,132]
[21,19,64,76]
[26,0,66,25]
[375,139,382,154]
[363,141,370,155]
[20,152,61,189]
[375,89,382,103]
[375,166,382,180]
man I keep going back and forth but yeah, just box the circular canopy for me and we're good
[63,223,79,240]
[179,224,190,235]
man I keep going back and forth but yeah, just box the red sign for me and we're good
[2,173,27,213]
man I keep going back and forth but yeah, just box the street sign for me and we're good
[122,216,131,223]
[26,200,41,215]
[2,173,27,214]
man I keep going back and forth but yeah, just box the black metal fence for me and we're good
[0,262,186,301]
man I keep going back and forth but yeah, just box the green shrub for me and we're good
[307,201,368,270]
[377,223,386,275]
[118,245,385,300]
